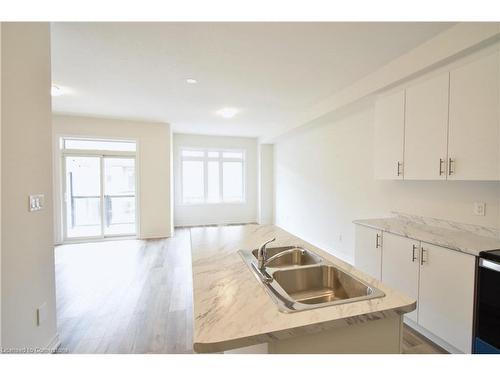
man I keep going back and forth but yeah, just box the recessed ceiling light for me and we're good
[186,78,198,84]
[216,107,239,119]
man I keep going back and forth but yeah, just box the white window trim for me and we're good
[61,136,137,157]
[59,136,139,242]
[179,147,246,205]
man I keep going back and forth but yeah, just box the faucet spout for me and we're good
[257,237,276,269]
[264,247,306,267]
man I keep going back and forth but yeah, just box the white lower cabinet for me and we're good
[355,225,476,353]
[354,225,382,280]
[418,242,475,354]
[381,233,420,322]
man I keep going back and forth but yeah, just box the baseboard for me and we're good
[175,221,258,228]
[139,234,171,240]
[46,333,61,354]
[404,317,464,354]
[60,236,138,245]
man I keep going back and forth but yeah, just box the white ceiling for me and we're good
[51,22,454,138]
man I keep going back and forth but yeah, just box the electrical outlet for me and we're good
[36,302,47,326]
[473,202,486,216]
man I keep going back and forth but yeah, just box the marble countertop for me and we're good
[353,217,500,257]
[190,224,415,353]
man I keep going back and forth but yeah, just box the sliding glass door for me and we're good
[103,157,136,236]
[65,156,102,238]
[64,155,136,240]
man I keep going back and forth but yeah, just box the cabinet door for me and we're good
[418,243,475,353]
[381,233,420,322]
[448,51,500,180]
[404,73,449,180]
[354,225,382,280]
[374,90,405,180]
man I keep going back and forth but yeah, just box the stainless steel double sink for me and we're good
[239,245,385,313]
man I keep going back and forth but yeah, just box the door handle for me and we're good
[412,244,419,262]
[375,233,381,248]
[448,158,454,175]
[397,161,403,177]
[420,248,427,265]
[479,258,500,272]
[439,158,444,176]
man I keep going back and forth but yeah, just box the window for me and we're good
[62,138,136,152]
[180,149,245,204]
[182,160,205,204]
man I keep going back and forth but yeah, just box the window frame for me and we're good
[61,137,137,153]
[58,134,141,243]
[179,147,246,205]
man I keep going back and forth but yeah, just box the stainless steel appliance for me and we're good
[474,250,500,354]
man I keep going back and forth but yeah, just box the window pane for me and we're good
[73,198,101,226]
[64,139,136,152]
[182,161,204,203]
[208,151,219,158]
[104,197,136,235]
[181,150,204,158]
[104,158,135,195]
[104,158,136,235]
[207,161,220,202]
[223,161,243,202]
[65,156,102,238]
[222,151,243,159]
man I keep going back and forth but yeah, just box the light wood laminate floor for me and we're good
[55,228,447,354]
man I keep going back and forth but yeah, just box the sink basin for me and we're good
[239,246,385,313]
[272,265,374,305]
[251,246,321,267]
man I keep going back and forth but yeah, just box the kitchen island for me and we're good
[190,224,415,354]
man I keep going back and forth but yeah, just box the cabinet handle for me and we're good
[439,158,444,176]
[375,233,381,248]
[397,161,403,177]
[448,158,454,175]
[420,248,427,265]
[412,244,418,262]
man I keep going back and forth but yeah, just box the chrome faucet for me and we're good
[256,238,306,282]
[257,237,276,269]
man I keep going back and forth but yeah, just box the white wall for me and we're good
[274,103,500,264]
[1,23,57,349]
[52,115,173,242]
[258,144,274,224]
[265,23,500,142]
[173,133,258,226]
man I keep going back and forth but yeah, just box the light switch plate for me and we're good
[29,194,44,212]
[473,202,486,216]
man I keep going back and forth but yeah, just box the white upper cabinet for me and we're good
[418,243,475,353]
[354,225,382,280]
[381,233,420,322]
[404,73,450,180]
[448,51,500,180]
[374,48,500,181]
[374,90,405,180]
